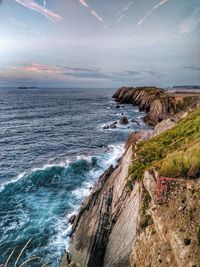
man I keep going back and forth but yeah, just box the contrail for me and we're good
[90,10,103,22]
[15,0,62,22]
[117,14,125,23]
[79,0,103,23]
[79,0,89,8]
[116,1,134,24]
[137,0,169,27]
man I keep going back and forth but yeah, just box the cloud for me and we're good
[142,70,156,75]
[8,63,161,84]
[119,70,141,76]
[13,63,60,73]
[15,0,62,22]
[78,0,103,23]
[137,0,169,27]
[183,66,200,71]
[63,66,98,72]
[180,7,200,34]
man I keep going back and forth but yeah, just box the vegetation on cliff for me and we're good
[128,108,200,185]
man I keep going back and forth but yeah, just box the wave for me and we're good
[0,143,124,265]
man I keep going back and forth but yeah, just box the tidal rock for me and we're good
[131,119,140,125]
[119,116,129,125]
[103,125,110,130]
[110,122,117,129]
[69,215,76,225]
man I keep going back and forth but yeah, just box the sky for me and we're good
[0,0,199,88]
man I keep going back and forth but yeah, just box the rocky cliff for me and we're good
[61,88,200,267]
[113,86,200,125]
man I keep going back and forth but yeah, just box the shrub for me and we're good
[125,180,133,191]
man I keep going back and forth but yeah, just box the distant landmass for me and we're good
[18,86,38,89]
[173,85,200,89]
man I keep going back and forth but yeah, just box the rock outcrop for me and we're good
[113,86,200,126]
[119,116,129,125]
[113,87,175,125]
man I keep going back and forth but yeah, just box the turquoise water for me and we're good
[0,88,147,266]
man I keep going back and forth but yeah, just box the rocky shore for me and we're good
[61,87,200,267]
[113,86,200,125]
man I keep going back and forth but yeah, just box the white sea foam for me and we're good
[48,142,125,254]
[0,171,26,192]
[0,141,125,259]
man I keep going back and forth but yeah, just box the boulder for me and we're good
[119,116,129,125]
[103,125,109,130]
[110,122,117,129]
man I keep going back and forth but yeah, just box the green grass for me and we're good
[128,108,200,183]
[157,141,200,178]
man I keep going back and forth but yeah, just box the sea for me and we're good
[0,88,148,266]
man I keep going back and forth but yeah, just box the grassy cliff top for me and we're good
[128,108,200,187]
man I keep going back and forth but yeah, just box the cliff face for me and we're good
[113,87,175,125]
[61,88,200,267]
[131,171,200,267]
[62,132,145,267]
[113,86,200,125]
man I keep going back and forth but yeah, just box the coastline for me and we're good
[61,87,200,267]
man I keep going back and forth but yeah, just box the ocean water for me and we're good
[0,88,147,266]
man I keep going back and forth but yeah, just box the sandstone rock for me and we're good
[154,119,176,135]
